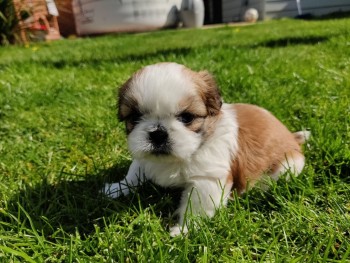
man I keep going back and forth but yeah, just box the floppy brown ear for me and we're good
[197,71,222,116]
[117,77,134,121]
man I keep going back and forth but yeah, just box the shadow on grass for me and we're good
[303,11,350,21]
[4,164,181,237]
[330,163,350,181]
[6,156,348,239]
[0,46,193,70]
[252,35,330,48]
[315,159,350,183]
[40,47,193,69]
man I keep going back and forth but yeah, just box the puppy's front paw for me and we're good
[169,224,188,237]
[103,183,128,199]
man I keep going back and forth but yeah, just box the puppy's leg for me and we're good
[270,151,306,181]
[170,178,232,237]
[293,130,311,145]
[104,160,146,198]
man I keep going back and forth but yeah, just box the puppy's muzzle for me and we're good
[148,125,170,154]
[149,125,168,146]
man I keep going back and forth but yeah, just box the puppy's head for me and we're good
[118,63,222,161]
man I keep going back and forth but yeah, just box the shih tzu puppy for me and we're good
[104,62,310,237]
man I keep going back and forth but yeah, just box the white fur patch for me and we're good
[130,63,196,116]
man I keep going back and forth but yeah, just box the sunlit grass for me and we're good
[0,17,349,262]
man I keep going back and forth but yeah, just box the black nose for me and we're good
[149,127,168,146]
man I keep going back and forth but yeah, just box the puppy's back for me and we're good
[229,103,302,193]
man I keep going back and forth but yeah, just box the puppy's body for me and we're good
[231,103,306,193]
[104,63,309,236]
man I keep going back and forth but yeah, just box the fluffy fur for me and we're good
[104,62,310,236]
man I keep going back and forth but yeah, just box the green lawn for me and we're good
[0,17,350,262]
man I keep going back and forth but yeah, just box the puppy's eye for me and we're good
[128,112,142,125]
[178,112,195,125]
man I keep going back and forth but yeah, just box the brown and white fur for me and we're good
[104,62,310,236]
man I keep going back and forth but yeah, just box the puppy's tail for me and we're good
[293,130,311,145]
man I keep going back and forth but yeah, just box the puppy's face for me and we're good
[118,63,222,162]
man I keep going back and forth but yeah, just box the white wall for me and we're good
[73,0,182,35]
[266,0,350,19]
[222,0,350,22]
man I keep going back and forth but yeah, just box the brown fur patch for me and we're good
[177,94,207,133]
[179,68,223,138]
[118,69,145,121]
[229,104,303,194]
[183,68,222,116]
[178,95,207,117]
[187,118,205,133]
[118,78,136,121]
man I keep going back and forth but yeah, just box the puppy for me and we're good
[104,62,310,236]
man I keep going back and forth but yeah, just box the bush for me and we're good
[0,0,19,45]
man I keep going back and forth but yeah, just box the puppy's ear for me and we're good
[197,71,222,116]
[117,77,134,121]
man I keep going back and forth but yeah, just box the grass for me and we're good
[0,17,350,262]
